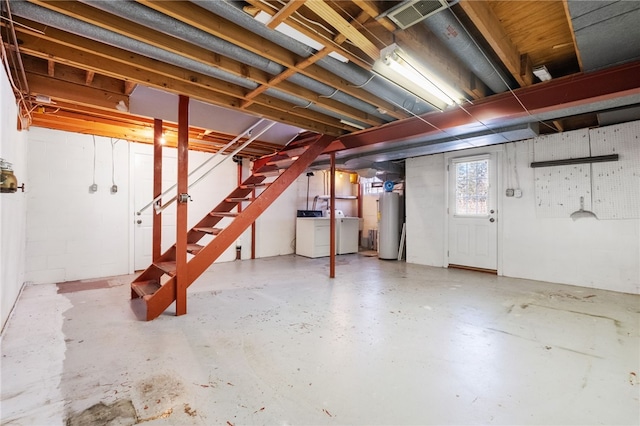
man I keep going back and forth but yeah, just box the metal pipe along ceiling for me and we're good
[80,0,413,120]
[188,0,438,116]
[423,8,515,93]
[10,1,375,125]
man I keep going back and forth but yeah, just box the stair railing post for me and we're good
[152,118,163,262]
[176,95,189,316]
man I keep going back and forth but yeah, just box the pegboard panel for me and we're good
[590,122,640,219]
[533,129,590,161]
[535,164,592,218]
[534,130,592,218]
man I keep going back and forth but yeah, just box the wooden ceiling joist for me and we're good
[133,0,407,120]
[458,0,533,87]
[303,0,380,61]
[15,29,348,135]
[13,14,383,128]
[266,0,306,29]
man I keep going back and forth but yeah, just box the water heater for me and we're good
[378,191,400,259]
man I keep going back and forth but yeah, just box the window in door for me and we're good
[454,159,489,216]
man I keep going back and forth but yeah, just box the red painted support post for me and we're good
[330,152,336,278]
[251,186,256,260]
[175,95,189,316]
[357,178,362,250]
[236,160,242,260]
[152,119,163,262]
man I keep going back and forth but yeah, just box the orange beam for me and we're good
[152,118,163,262]
[175,95,189,316]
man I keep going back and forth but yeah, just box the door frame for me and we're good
[443,146,504,275]
[128,142,178,273]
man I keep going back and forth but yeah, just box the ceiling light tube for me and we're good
[533,65,552,82]
[340,119,366,130]
[372,44,465,111]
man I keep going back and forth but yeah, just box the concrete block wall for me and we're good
[1,70,28,330]
[22,128,312,285]
[25,129,131,284]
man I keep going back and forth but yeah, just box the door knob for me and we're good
[136,219,142,224]
[489,218,495,223]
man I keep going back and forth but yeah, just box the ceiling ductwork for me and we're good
[422,8,515,94]
[386,0,449,30]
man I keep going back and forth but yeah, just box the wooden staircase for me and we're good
[131,133,335,320]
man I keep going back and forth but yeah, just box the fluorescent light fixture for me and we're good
[254,11,348,63]
[340,119,366,130]
[372,44,465,111]
[533,65,552,82]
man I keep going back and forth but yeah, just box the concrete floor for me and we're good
[1,254,639,425]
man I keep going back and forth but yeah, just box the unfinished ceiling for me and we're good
[2,0,639,161]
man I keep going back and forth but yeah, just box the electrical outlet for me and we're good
[111,184,118,193]
[506,188,514,197]
[89,183,98,192]
[514,189,523,198]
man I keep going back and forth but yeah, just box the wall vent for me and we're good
[386,0,449,29]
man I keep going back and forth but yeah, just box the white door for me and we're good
[448,154,498,271]
[133,149,177,270]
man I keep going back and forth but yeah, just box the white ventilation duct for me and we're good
[386,0,449,29]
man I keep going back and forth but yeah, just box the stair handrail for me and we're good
[136,119,267,215]
[153,120,277,214]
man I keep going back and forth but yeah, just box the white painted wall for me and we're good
[405,154,445,266]
[25,128,131,284]
[1,68,27,330]
[406,122,640,294]
[24,128,304,284]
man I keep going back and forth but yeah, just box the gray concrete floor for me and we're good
[1,254,639,425]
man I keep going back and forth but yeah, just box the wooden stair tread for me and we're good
[280,146,307,157]
[226,197,254,202]
[253,170,282,177]
[267,157,297,167]
[187,244,204,254]
[131,280,161,297]
[193,227,222,235]
[209,211,239,217]
[240,182,271,189]
[154,261,177,276]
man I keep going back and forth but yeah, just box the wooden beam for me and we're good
[266,0,306,29]
[18,34,347,134]
[134,0,407,119]
[458,0,533,87]
[26,71,127,111]
[85,70,95,85]
[562,0,583,71]
[28,99,283,156]
[351,0,397,32]
[124,81,137,95]
[13,16,383,127]
[303,0,379,61]
[47,59,55,77]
